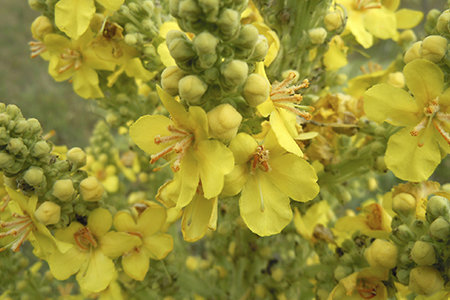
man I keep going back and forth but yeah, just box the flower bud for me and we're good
[425,9,441,33]
[27,118,42,134]
[31,141,51,158]
[23,167,45,187]
[421,35,447,62]
[387,72,405,88]
[408,266,444,295]
[404,41,422,64]
[28,0,45,11]
[186,256,199,271]
[250,36,269,62]
[308,27,327,44]
[34,201,61,225]
[7,138,26,156]
[398,30,417,45]
[178,75,208,104]
[198,0,220,22]
[237,25,259,49]
[207,104,242,142]
[392,193,416,215]
[334,265,353,281]
[168,38,196,62]
[429,217,449,241]
[411,241,436,266]
[161,66,185,96]
[67,147,86,167]
[31,16,53,41]
[14,120,29,134]
[193,32,218,55]
[364,239,398,269]
[427,195,450,221]
[0,153,14,169]
[221,60,248,89]
[437,10,450,34]
[179,0,201,22]
[324,11,343,31]
[393,224,415,242]
[124,33,138,46]
[218,9,240,39]
[52,179,75,202]
[6,105,21,119]
[80,176,104,202]
[271,268,284,282]
[0,113,10,126]
[243,74,270,107]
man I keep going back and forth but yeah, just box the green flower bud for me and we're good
[404,41,422,64]
[198,0,220,22]
[194,32,219,55]
[142,1,155,14]
[179,0,201,21]
[161,66,185,96]
[13,120,29,134]
[393,224,415,242]
[0,113,11,126]
[324,11,343,31]
[0,128,7,145]
[398,30,417,45]
[169,0,180,16]
[427,195,450,221]
[0,153,15,169]
[249,36,269,62]
[31,16,53,41]
[271,268,284,282]
[207,104,242,142]
[429,217,449,241]
[67,147,86,167]
[28,0,45,11]
[168,38,196,62]
[52,179,75,202]
[308,27,327,44]
[124,33,139,46]
[34,201,61,225]
[236,25,259,49]
[7,138,27,156]
[128,2,141,14]
[80,176,104,202]
[6,105,21,119]
[421,35,447,62]
[31,141,51,158]
[221,60,248,89]
[218,9,240,39]
[334,265,353,281]
[364,239,398,269]
[27,118,42,134]
[23,167,45,187]
[437,10,450,34]
[243,73,270,107]
[396,268,410,285]
[408,266,444,296]
[411,241,436,266]
[178,76,207,105]
[392,192,416,215]
[425,9,441,33]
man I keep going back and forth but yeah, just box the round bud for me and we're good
[387,72,405,88]
[7,138,26,155]
[237,25,259,49]
[161,66,185,96]
[427,195,450,221]
[198,0,219,21]
[28,0,45,11]
[34,201,61,225]
[168,38,196,62]
[178,75,208,104]
[0,153,14,169]
[411,241,436,266]
[80,177,104,202]
[436,10,450,34]
[178,0,201,22]
[14,120,29,134]
[27,118,42,134]
[398,30,417,45]
[271,268,284,282]
[194,32,219,55]
[6,105,21,119]
[429,217,449,241]
[243,73,270,107]
[23,167,45,187]
[52,179,75,202]
[186,256,199,271]
[169,0,180,16]
[324,11,343,31]
[364,239,398,269]
[207,104,242,142]
[421,35,448,63]
[221,60,248,88]
[250,36,269,62]
[218,9,240,39]
[425,9,441,33]
[31,141,51,158]
[67,147,86,167]
[404,41,422,64]
[124,33,138,46]
[31,16,53,40]
[308,27,327,44]
[392,193,416,215]
[408,266,444,295]
[334,265,353,281]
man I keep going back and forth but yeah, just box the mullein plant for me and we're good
[0,0,449,299]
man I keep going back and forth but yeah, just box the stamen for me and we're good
[58,62,75,74]
[433,120,450,145]
[154,134,186,144]
[0,195,10,212]
[168,125,189,135]
[410,117,427,136]
[11,226,32,252]
[29,41,46,58]
[0,213,33,253]
[275,103,312,120]
[150,145,176,164]
[73,227,98,251]
[250,146,272,173]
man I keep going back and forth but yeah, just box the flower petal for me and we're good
[177,149,199,208]
[270,110,303,157]
[240,172,292,236]
[157,86,191,127]
[72,66,104,99]
[122,250,149,281]
[181,194,217,242]
[137,204,167,236]
[129,115,173,155]
[143,233,174,259]
[364,8,397,40]
[55,0,95,40]
[364,83,420,127]
[76,250,115,293]
[96,0,124,11]
[100,231,141,258]
[47,247,85,280]
[395,9,423,29]
[348,11,373,48]
[88,208,112,237]
[229,133,258,165]
[404,59,444,108]
[113,211,137,232]
[222,165,248,197]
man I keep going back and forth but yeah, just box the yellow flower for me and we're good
[293,201,333,241]
[224,130,319,236]
[46,208,141,293]
[323,35,348,71]
[85,154,119,193]
[364,59,450,181]
[113,203,173,281]
[130,86,234,207]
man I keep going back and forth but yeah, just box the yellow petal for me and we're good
[55,0,95,40]
[72,66,104,99]
[157,86,191,127]
[182,194,217,242]
[122,250,149,281]
[96,0,124,11]
[177,149,199,208]
[137,204,167,236]
[124,57,156,81]
[113,211,137,232]
[323,36,348,71]
[364,83,420,127]
[143,233,174,259]
[47,247,85,280]
[229,133,258,165]
[88,208,112,237]
[100,231,141,258]
[76,250,115,293]
[222,165,249,197]
[157,43,177,67]
[240,172,292,236]
[129,114,173,155]
[196,140,234,199]
[395,9,423,29]
[270,110,303,157]
[364,8,397,40]
[347,11,373,48]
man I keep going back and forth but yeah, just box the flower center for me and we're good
[0,211,34,252]
[271,72,314,120]
[410,99,450,147]
[251,145,271,173]
[29,41,46,58]
[353,0,382,11]
[356,278,379,299]
[364,203,383,230]
[74,227,98,251]
[58,49,82,74]
[151,125,194,172]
